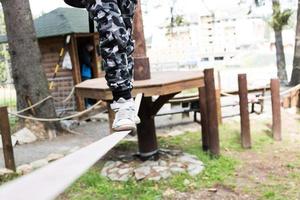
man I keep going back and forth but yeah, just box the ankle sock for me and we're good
[112,89,132,101]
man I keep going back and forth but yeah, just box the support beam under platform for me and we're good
[137,96,159,161]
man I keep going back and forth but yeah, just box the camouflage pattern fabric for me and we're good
[83,0,137,92]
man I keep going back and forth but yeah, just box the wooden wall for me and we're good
[38,33,102,112]
[39,36,76,113]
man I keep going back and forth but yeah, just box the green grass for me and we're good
[60,121,280,200]
[219,121,274,152]
[0,97,16,107]
[0,173,19,186]
[61,124,245,200]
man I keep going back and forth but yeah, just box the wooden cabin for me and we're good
[0,7,102,112]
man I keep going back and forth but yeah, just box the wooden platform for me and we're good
[75,71,204,101]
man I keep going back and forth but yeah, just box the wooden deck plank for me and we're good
[75,71,204,100]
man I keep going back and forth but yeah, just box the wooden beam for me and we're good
[137,96,159,160]
[271,79,282,141]
[151,93,179,115]
[69,34,85,111]
[0,94,143,200]
[0,131,129,200]
[238,74,251,149]
[0,107,16,171]
[133,0,151,80]
[133,0,147,57]
[198,87,209,151]
[204,69,220,156]
[215,71,222,124]
[91,34,100,78]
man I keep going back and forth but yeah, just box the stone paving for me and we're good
[101,149,205,182]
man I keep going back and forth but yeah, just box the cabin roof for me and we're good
[0,7,92,43]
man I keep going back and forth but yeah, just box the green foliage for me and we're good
[173,15,186,27]
[269,1,292,31]
[0,62,6,82]
[0,10,9,83]
[166,15,189,35]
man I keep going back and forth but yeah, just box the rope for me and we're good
[220,84,300,101]
[220,91,236,97]
[60,87,75,103]
[15,96,53,114]
[15,87,76,114]
[257,83,300,101]
[8,100,103,122]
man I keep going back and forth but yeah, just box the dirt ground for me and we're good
[166,109,300,200]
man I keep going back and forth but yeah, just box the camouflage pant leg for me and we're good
[84,0,136,92]
[118,0,137,79]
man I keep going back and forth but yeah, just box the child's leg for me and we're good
[84,0,133,101]
[84,0,139,131]
[118,0,137,79]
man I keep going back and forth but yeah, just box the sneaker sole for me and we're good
[112,124,137,132]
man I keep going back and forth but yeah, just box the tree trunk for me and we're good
[1,0,61,133]
[290,0,300,86]
[272,0,288,83]
[274,30,288,82]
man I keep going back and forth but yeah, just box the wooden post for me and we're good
[69,34,85,111]
[88,13,94,33]
[204,69,220,156]
[298,91,300,108]
[198,87,209,151]
[0,107,16,171]
[271,79,282,141]
[133,0,151,80]
[215,71,222,124]
[137,96,159,161]
[238,74,251,148]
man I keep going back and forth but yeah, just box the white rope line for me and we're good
[257,84,300,101]
[54,87,75,103]
[221,84,300,101]
[220,91,236,97]
[15,96,53,114]
[15,87,76,114]
[278,84,300,96]
[8,100,103,122]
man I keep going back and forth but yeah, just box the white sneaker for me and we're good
[110,98,140,132]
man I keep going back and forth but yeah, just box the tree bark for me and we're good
[274,30,288,82]
[290,0,300,86]
[272,0,288,83]
[1,0,60,132]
